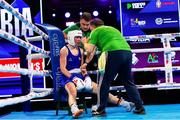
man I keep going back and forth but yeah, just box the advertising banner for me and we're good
[120,0,180,36]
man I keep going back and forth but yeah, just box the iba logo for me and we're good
[127,2,146,9]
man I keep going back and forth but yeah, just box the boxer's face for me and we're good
[80,19,90,32]
[74,36,82,45]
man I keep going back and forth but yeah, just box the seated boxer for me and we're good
[59,30,134,118]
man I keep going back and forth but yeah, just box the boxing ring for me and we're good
[0,0,180,111]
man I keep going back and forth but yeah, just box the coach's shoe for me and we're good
[118,98,135,112]
[91,105,98,113]
[124,102,135,112]
[133,106,145,114]
[92,110,106,117]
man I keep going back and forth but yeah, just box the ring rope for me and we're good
[132,47,180,53]
[92,47,180,56]
[132,66,180,72]
[0,65,50,76]
[1,66,180,77]
[0,0,49,40]
[125,33,180,41]
[110,83,180,91]
[0,30,50,56]
[26,53,50,60]
[70,66,180,75]
[0,88,53,108]
[26,36,43,42]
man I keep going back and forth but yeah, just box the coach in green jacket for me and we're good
[81,18,145,116]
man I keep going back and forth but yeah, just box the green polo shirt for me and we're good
[89,26,131,52]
